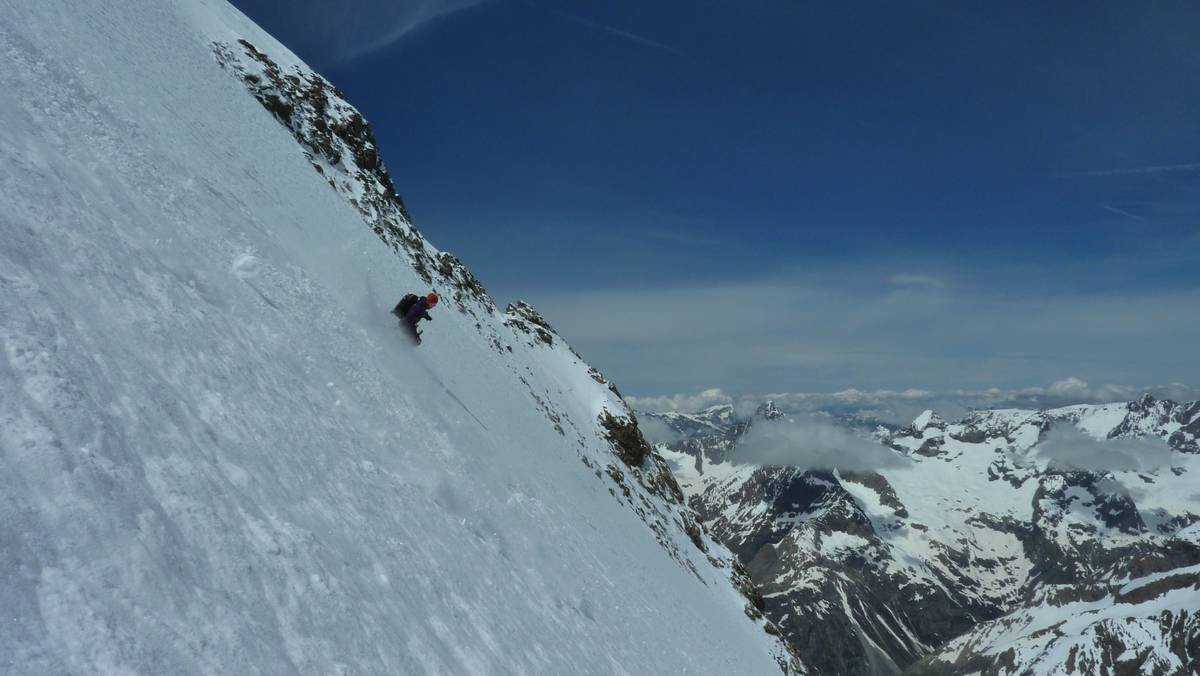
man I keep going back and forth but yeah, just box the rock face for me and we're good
[212,38,491,314]
[653,396,1200,675]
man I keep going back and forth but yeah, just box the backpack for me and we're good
[393,293,420,318]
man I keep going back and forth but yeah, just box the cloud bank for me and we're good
[628,387,734,415]
[1035,426,1174,473]
[530,273,1200,408]
[627,379,1198,426]
[736,417,907,471]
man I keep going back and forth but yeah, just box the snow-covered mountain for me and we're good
[653,396,1200,675]
[0,1,799,672]
[644,402,784,469]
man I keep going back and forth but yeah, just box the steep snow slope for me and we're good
[0,1,794,672]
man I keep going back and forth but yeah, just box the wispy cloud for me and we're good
[342,0,490,63]
[888,274,946,289]
[522,0,682,55]
[1057,162,1200,178]
[253,0,491,65]
[1100,204,1146,222]
[736,416,908,471]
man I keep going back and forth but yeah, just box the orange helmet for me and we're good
[426,292,439,306]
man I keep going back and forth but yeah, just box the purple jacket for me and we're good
[403,297,433,326]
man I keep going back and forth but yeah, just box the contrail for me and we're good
[1100,205,1146,222]
[522,0,683,56]
[1057,162,1200,178]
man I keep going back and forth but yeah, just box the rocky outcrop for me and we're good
[212,39,493,315]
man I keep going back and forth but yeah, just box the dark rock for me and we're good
[949,426,988,443]
[599,411,652,468]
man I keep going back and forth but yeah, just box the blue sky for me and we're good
[230,0,1200,409]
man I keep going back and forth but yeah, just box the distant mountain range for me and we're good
[645,395,1200,675]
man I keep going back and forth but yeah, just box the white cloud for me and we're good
[828,388,933,401]
[625,387,732,413]
[1093,477,1144,501]
[1044,377,1139,401]
[732,398,765,420]
[635,416,682,445]
[736,417,907,471]
[626,380,1199,426]
[1046,377,1089,395]
[1034,426,1173,473]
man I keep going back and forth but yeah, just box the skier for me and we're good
[392,292,438,345]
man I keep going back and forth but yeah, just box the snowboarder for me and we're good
[393,292,438,345]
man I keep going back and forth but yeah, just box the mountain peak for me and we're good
[910,409,946,431]
[756,400,784,420]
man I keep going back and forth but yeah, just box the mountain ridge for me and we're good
[651,395,1200,674]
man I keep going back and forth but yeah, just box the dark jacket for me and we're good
[403,297,433,326]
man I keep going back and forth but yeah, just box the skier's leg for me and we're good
[402,321,421,345]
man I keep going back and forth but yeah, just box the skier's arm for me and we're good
[403,303,424,323]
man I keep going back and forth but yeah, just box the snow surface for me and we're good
[910,410,937,431]
[934,578,1198,675]
[0,1,786,673]
[1070,403,1130,439]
